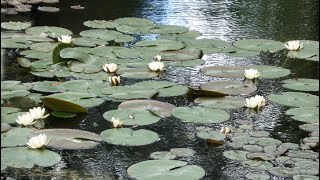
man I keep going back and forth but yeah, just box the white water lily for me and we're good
[148,61,164,72]
[103,63,118,73]
[244,69,261,80]
[109,76,121,86]
[26,134,50,149]
[111,117,123,128]
[220,127,231,134]
[244,95,266,109]
[29,107,50,120]
[16,112,35,126]
[153,55,162,61]
[285,40,303,51]
[58,35,73,44]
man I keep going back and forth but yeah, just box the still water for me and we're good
[1,0,319,179]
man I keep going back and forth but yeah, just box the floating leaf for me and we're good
[72,37,107,47]
[60,48,96,64]
[1,90,30,100]
[127,160,205,180]
[79,29,123,41]
[37,6,60,12]
[246,152,276,161]
[233,39,285,52]
[282,78,319,92]
[268,167,301,177]
[195,96,245,109]
[293,175,320,180]
[42,97,87,113]
[172,107,230,124]
[30,129,102,150]
[135,39,185,51]
[1,128,33,147]
[268,92,319,107]
[149,25,188,34]
[103,109,161,126]
[222,47,261,57]
[100,128,159,146]
[170,148,196,157]
[286,107,319,123]
[245,172,270,180]
[150,151,176,160]
[83,20,119,29]
[299,123,319,132]
[114,17,155,27]
[160,48,202,61]
[118,99,176,118]
[25,26,72,38]
[241,160,274,171]
[200,81,257,96]
[51,111,77,118]
[1,123,11,133]
[1,21,31,30]
[223,150,249,161]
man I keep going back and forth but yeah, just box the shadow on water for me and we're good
[1,0,319,179]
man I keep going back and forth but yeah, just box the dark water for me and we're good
[1,0,319,179]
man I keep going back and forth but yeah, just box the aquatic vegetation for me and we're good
[244,95,266,109]
[26,134,50,149]
[103,63,119,73]
[109,76,121,86]
[15,112,35,126]
[285,40,303,51]
[148,61,164,72]
[28,107,49,120]
[58,35,73,44]
[111,117,123,128]
[244,68,261,80]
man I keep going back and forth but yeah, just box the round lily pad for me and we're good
[245,172,270,180]
[79,29,123,41]
[282,78,319,91]
[72,37,108,47]
[172,107,230,124]
[30,42,59,52]
[299,123,319,132]
[1,111,27,124]
[1,21,31,30]
[103,109,161,126]
[150,25,189,34]
[293,175,320,180]
[268,92,319,107]
[100,128,159,146]
[25,26,72,38]
[243,145,263,152]
[118,99,176,118]
[1,128,33,147]
[160,48,202,61]
[134,39,185,51]
[30,129,102,150]
[37,6,60,12]
[222,47,261,57]
[195,96,245,109]
[1,123,11,133]
[223,150,249,161]
[114,17,155,27]
[246,152,276,161]
[1,147,61,168]
[200,81,257,96]
[51,111,77,118]
[150,151,177,160]
[127,160,205,180]
[286,107,319,123]
[1,90,30,100]
[83,20,119,29]
[170,148,196,157]
[196,130,226,141]
[268,167,301,177]
[233,39,285,52]
[241,160,274,171]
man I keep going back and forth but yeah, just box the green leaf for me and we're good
[52,43,74,64]
[268,92,319,107]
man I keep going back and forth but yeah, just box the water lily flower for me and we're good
[153,55,162,61]
[109,76,121,86]
[220,127,231,134]
[26,134,50,149]
[16,112,35,126]
[244,69,261,80]
[103,63,118,73]
[111,117,123,128]
[148,61,164,72]
[285,40,303,51]
[244,95,266,109]
[29,107,50,120]
[58,35,73,44]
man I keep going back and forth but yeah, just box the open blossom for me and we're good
[103,63,118,73]
[285,40,303,51]
[220,127,231,134]
[244,69,261,80]
[244,95,266,109]
[29,107,50,120]
[16,112,35,126]
[109,76,121,86]
[153,55,162,61]
[58,35,73,44]
[27,134,50,149]
[148,61,164,72]
[111,117,123,128]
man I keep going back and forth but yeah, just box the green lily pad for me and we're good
[201,65,291,79]
[83,20,119,29]
[150,151,177,160]
[184,38,231,49]
[286,150,319,159]
[299,123,319,132]
[170,148,196,157]
[25,26,72,38]
[127,160,205,180]
[1,147,61,168]
[195,96,245,109]
[1,90,30,100]
[1,21,31,30]
[1,38,32,49]
[1,111,27,124]
[246,152,276,161]
[268,92,319,107]
[72,37,108,47]
[223,150,250,161]
[222,47,261,57]
[51,111,77,118]
[103,109,161,126]
[196,130,226,145]
[16,57,31,68]
[1,128,33,147]
[134,39,185,51]
[118,99,176,118]
[116,25,153,35]
[233,39,285,52]
[30,129,102,150]
[114,34,135,43]
[200,81,257,96]
[293,175,320,180]
[42,97,87,113]
[79,29,123,41]
[60,48,96,64]
[32,81,64,93]
[255,138,282,147]
[1,123,11,133]
[150,25,188,34]
[114,17,155,27]
[100,128,159,146]
[241,160,274,171]
[282,78,319,91]
[243,145,264,152]
[37,6,60,12]
[268,167,301,177]
[245,172,270,180]
[286,107,319,123]
[172,106,230,124]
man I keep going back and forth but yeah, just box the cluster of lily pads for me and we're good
[1,16,319,179]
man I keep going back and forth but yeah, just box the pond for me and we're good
[1,0,319,179]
